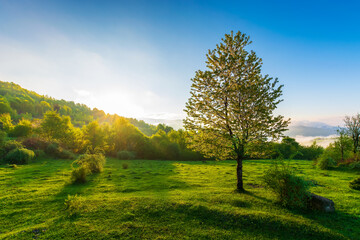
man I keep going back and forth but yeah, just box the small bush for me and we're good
[5,148,35,165]
[317,156,336,170]
[263,160,311,209]
[71,166,89,183]
[349,177,360,190]
[34,149,45,158]
[117,150,136,160]
[122,163,129,169]
[76,153,106,173]
[71,153,106,184]
[4,140,24,153]
[64,194,87,216]
[58,149,75,160]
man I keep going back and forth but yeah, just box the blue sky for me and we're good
[0,0,359,125]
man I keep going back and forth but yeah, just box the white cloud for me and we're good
[0,27,184,119]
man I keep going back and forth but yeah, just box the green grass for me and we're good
[0,158,359,239]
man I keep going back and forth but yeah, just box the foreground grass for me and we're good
[0,158,359,239]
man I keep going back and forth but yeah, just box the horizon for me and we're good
[1,1,360,125]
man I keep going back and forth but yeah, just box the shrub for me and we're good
[263,160,311,208]
[317,156,336,170]
[22,137,49,150]
[5,148,35,165]
[71,166,89,183]
[77,153,106,173]
[34,149,45,158]
[4,140,24,153]
[45,143,61,156]
[349,161,360,170]
[349,177,360,190]
[122,163,129,169]
[64,194,87,216]
[45,142,75,159]
[117,150,136,160]
[58,149,75,160]
[9,122,32,137]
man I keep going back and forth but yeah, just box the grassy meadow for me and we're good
[1,158,359,240]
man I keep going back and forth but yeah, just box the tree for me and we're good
[344,114,360,155]
[184,31,290,192]
[335,127,352,161]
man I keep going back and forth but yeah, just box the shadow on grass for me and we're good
[134,201,344,240]
[54,173,102,199]
[107,160,190,194]
[290,208,359,240]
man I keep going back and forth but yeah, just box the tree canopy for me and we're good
[184,31,290,191]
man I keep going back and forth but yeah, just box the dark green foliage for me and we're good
[268,138,323,160]
[349,161,360,170]
[263,160,311,208]
[122,163,129,169]
[117,150,136,160]
[317,156,336,170]
[3,140,24,154]
[349,177,360,190]
[58,150,76,160]
[45,143,75,159]
[34,149,45,158]
[8,119,32,137]
[22,137,49,150]
[4,148,35,164]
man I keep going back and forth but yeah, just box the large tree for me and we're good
[184,31,290,192]
[344,114,360,155]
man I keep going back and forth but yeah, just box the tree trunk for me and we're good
[236,156,245,192]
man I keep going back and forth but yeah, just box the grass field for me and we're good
[0,158,359,239]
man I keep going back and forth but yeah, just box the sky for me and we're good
[0,0,360,125]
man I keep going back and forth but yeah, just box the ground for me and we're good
[0,158,359,239]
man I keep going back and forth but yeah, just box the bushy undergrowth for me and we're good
[71,153,106,183]
[22,137,49,150]
[117,150,136,160]
[45,143,75,159]
[349,161,360,170]
[349,177,360,190]
[77,153,106,173]
[5,148,35,164]
[317,156,336,170]
[263,160,311,209]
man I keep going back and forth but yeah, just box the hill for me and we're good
[0,81,159,136]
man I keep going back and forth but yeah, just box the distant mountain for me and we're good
[285,124,337,137]
[140,118,184,130]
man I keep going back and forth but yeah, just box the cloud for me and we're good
[0,26,184,119]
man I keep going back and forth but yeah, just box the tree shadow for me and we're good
[288,208,359,240]
[137,201,345,239]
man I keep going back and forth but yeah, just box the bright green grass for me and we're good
[0,158,359,239]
